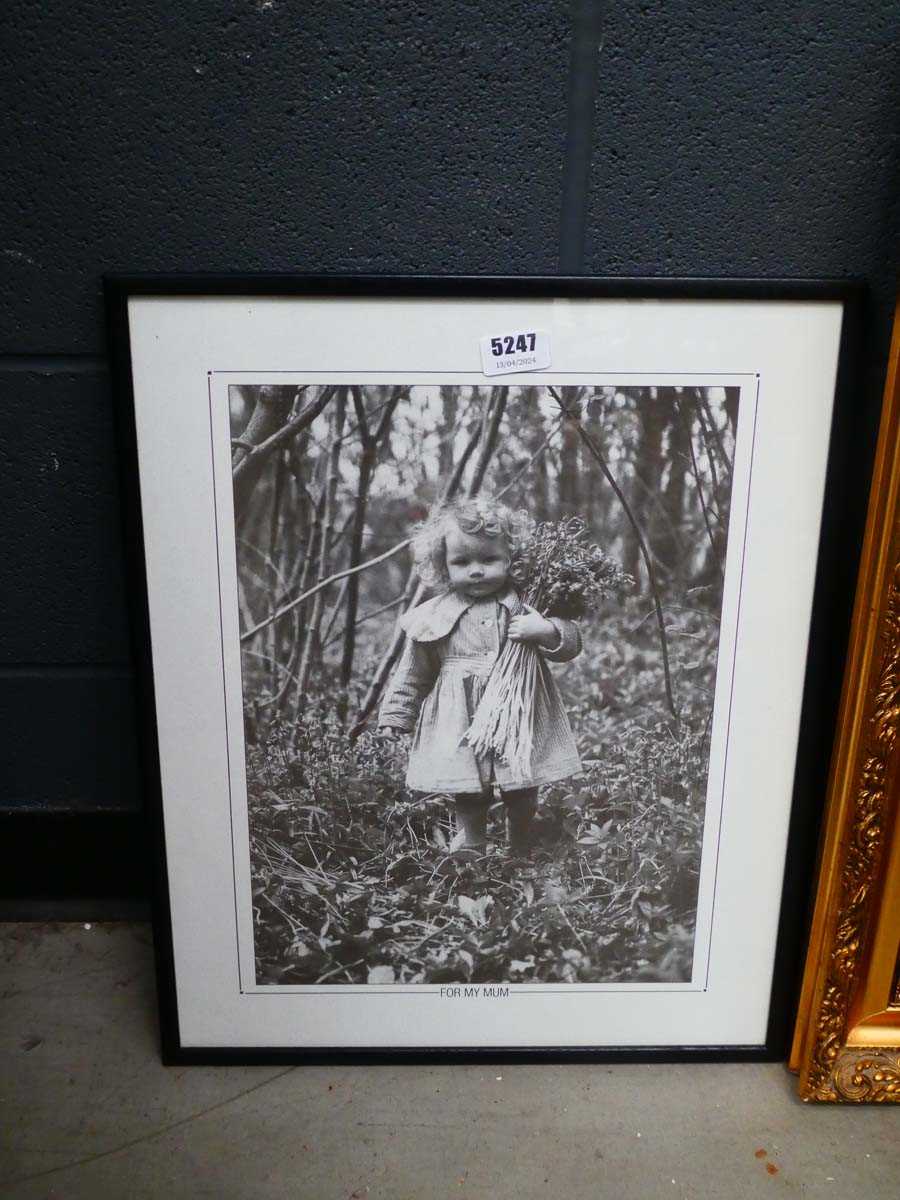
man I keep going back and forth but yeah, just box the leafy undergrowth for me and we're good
[248,695,705,986]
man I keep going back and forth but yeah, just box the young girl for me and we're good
[378,497,583,854]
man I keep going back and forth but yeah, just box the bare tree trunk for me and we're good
[337,386,402,720]
[692,388,722,519]
[624,387,666,586]
[288,484,324,638]
[232,386,294,523]
[467,387,507,496]
[339,449,375,714]
[657,396,690,577]
[558,389,582,514]
[676,391,723,577]
[523,387,549,514]
[230,385,256,436]
[295,390,347,704]
[321,577,350,647]
[279,428,313,601]
[232,385,295,471]
[438,385,459,478]
[585,389,615,541]
[232,384,335,514]
[267,450,286,693]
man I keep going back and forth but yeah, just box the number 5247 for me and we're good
[491,333,536,356]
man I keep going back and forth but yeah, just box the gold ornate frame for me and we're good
[791,301,900,1102]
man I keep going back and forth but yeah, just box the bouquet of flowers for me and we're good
[463,517,629,777]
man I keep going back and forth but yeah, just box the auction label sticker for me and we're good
[479,329,551,377]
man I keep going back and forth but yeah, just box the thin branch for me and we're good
[495,414,564,500]
[467,387,507,496]
[320,577,350,647]
[231,386,304,472]
[323,591,406,648]
[331,391,404,450]
[375,389,403,442]
[240,537,412,644]
[233,385,336,489]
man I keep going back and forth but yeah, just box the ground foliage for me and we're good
[248,594,713,985]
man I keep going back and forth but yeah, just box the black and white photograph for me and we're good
[231,381,740,988]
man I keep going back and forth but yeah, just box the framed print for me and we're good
[790,297,900,1102]
[106,275,864,1063]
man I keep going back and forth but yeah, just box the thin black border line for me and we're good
[207,373,244,996]
[104,274,867,1064]
[234,985,707,997]
[216,373,749,1003]
[210,370,762,377]
[703,375,761,990]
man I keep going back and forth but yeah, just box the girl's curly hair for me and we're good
[411,497,534,589]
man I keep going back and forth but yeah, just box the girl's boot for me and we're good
[503,788,538,854]
[451,797,488,852]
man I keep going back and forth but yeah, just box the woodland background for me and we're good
[231,382,738,985]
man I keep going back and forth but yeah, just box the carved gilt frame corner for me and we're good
[791,300,900,1102]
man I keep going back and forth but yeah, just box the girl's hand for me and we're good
[377,726,412,747]
[507,605,560,649]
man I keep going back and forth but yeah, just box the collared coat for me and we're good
[379,586,583,794]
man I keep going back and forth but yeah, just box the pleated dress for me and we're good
[378,585,583,795]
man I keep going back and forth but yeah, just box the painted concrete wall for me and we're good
[2,2,897,893]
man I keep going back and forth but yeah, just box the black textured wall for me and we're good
[3,2,898,902]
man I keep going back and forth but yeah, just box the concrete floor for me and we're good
[0,924,896,1199]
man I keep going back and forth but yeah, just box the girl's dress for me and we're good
[379,585,582,794]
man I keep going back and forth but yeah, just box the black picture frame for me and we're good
[105,274,866,1065]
